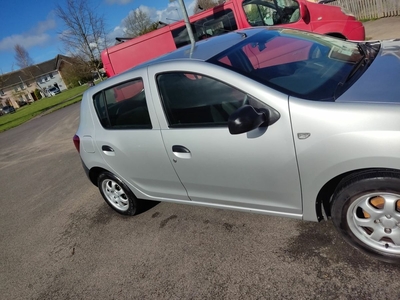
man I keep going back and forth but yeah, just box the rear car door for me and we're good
[91,74,189,201]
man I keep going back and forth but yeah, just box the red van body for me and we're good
[102,0,365,77]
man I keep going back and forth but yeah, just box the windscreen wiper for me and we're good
[334,43,369,99]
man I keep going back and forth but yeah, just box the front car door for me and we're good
[147,62,302,217]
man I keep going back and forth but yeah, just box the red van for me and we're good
[102,0,365,77]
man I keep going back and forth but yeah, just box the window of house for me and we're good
[93,78,151,129]
[172,9,238,48]
[157,72,262,127]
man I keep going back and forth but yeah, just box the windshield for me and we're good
[208,29,367,101]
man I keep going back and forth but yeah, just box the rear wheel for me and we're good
[331,171,400,263]
[98,172,138,215]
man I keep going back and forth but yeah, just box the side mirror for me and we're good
[228,105,269,135]
[299,3,310,24]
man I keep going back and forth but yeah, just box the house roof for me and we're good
[0,54,73,89]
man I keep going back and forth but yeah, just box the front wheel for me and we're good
[98,172,138,216]
[331,172,400,263]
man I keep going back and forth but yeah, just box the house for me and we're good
[0,55,73,109]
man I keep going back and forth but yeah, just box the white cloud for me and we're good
[108,26,126,43]
[157,1,196,23]
[33,18,57,35]
[105,0,133,4]
[0,17,56,51]
[0,34,51,51]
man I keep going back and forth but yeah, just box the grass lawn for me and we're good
[0,85,89,132]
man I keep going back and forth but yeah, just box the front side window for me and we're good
[93,78,151,129]
[172,9,238,48]
[243,0,300,26]
[157,72,262,127]
[209,29,363,101]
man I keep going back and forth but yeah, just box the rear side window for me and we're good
[93,78,151,129]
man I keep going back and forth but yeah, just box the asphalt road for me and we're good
[1,99,400,299]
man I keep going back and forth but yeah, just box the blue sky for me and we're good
[0,0,195,74]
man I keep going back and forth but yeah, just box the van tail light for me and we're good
[73,135,80,153]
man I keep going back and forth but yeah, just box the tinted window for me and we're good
[209,30,362,101]
[93,78,151,129]
[157,72,262,127]
[172,9,238,48]
[243,0,300,26]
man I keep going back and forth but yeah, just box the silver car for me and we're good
[73,28,400,263]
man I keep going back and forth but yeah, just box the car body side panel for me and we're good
[289,97,400,221]
[77,71,190,201]
[147,61,303,215]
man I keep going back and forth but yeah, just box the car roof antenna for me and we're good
[175,0,196,57]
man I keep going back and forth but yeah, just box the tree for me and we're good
[193,0,225,14]
[61,57,95,88]
[123,8,159,38]
[55,0,108,82]
[14,44,34,70]
[13,44,38,104]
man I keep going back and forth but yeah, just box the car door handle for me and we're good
[102,145,115,156]
[172,145,192,159]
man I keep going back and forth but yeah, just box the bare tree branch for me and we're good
[123,8,158,38]
[55,0,108,81]
[14,44,34,69]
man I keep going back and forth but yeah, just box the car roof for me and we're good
[129,27,272,70]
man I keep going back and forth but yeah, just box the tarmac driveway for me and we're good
[1,104,400,299]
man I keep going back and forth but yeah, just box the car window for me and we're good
[157,72,263,127]
[243,0,300,26]
[172,9,238,48]
[93,78,151,129]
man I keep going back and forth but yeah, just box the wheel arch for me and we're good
[88,166,110,187]
[316,168,400,222]
[325,32,346,40]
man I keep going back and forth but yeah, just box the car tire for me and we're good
[331,170,400,263]
[98,172,138,215]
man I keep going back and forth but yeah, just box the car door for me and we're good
[147,62,302,216]
[91,74,189,201]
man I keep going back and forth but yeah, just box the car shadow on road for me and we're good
[137,200,160,215]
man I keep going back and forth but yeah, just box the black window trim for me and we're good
[156,71,274,128]
[92,77,153,130]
